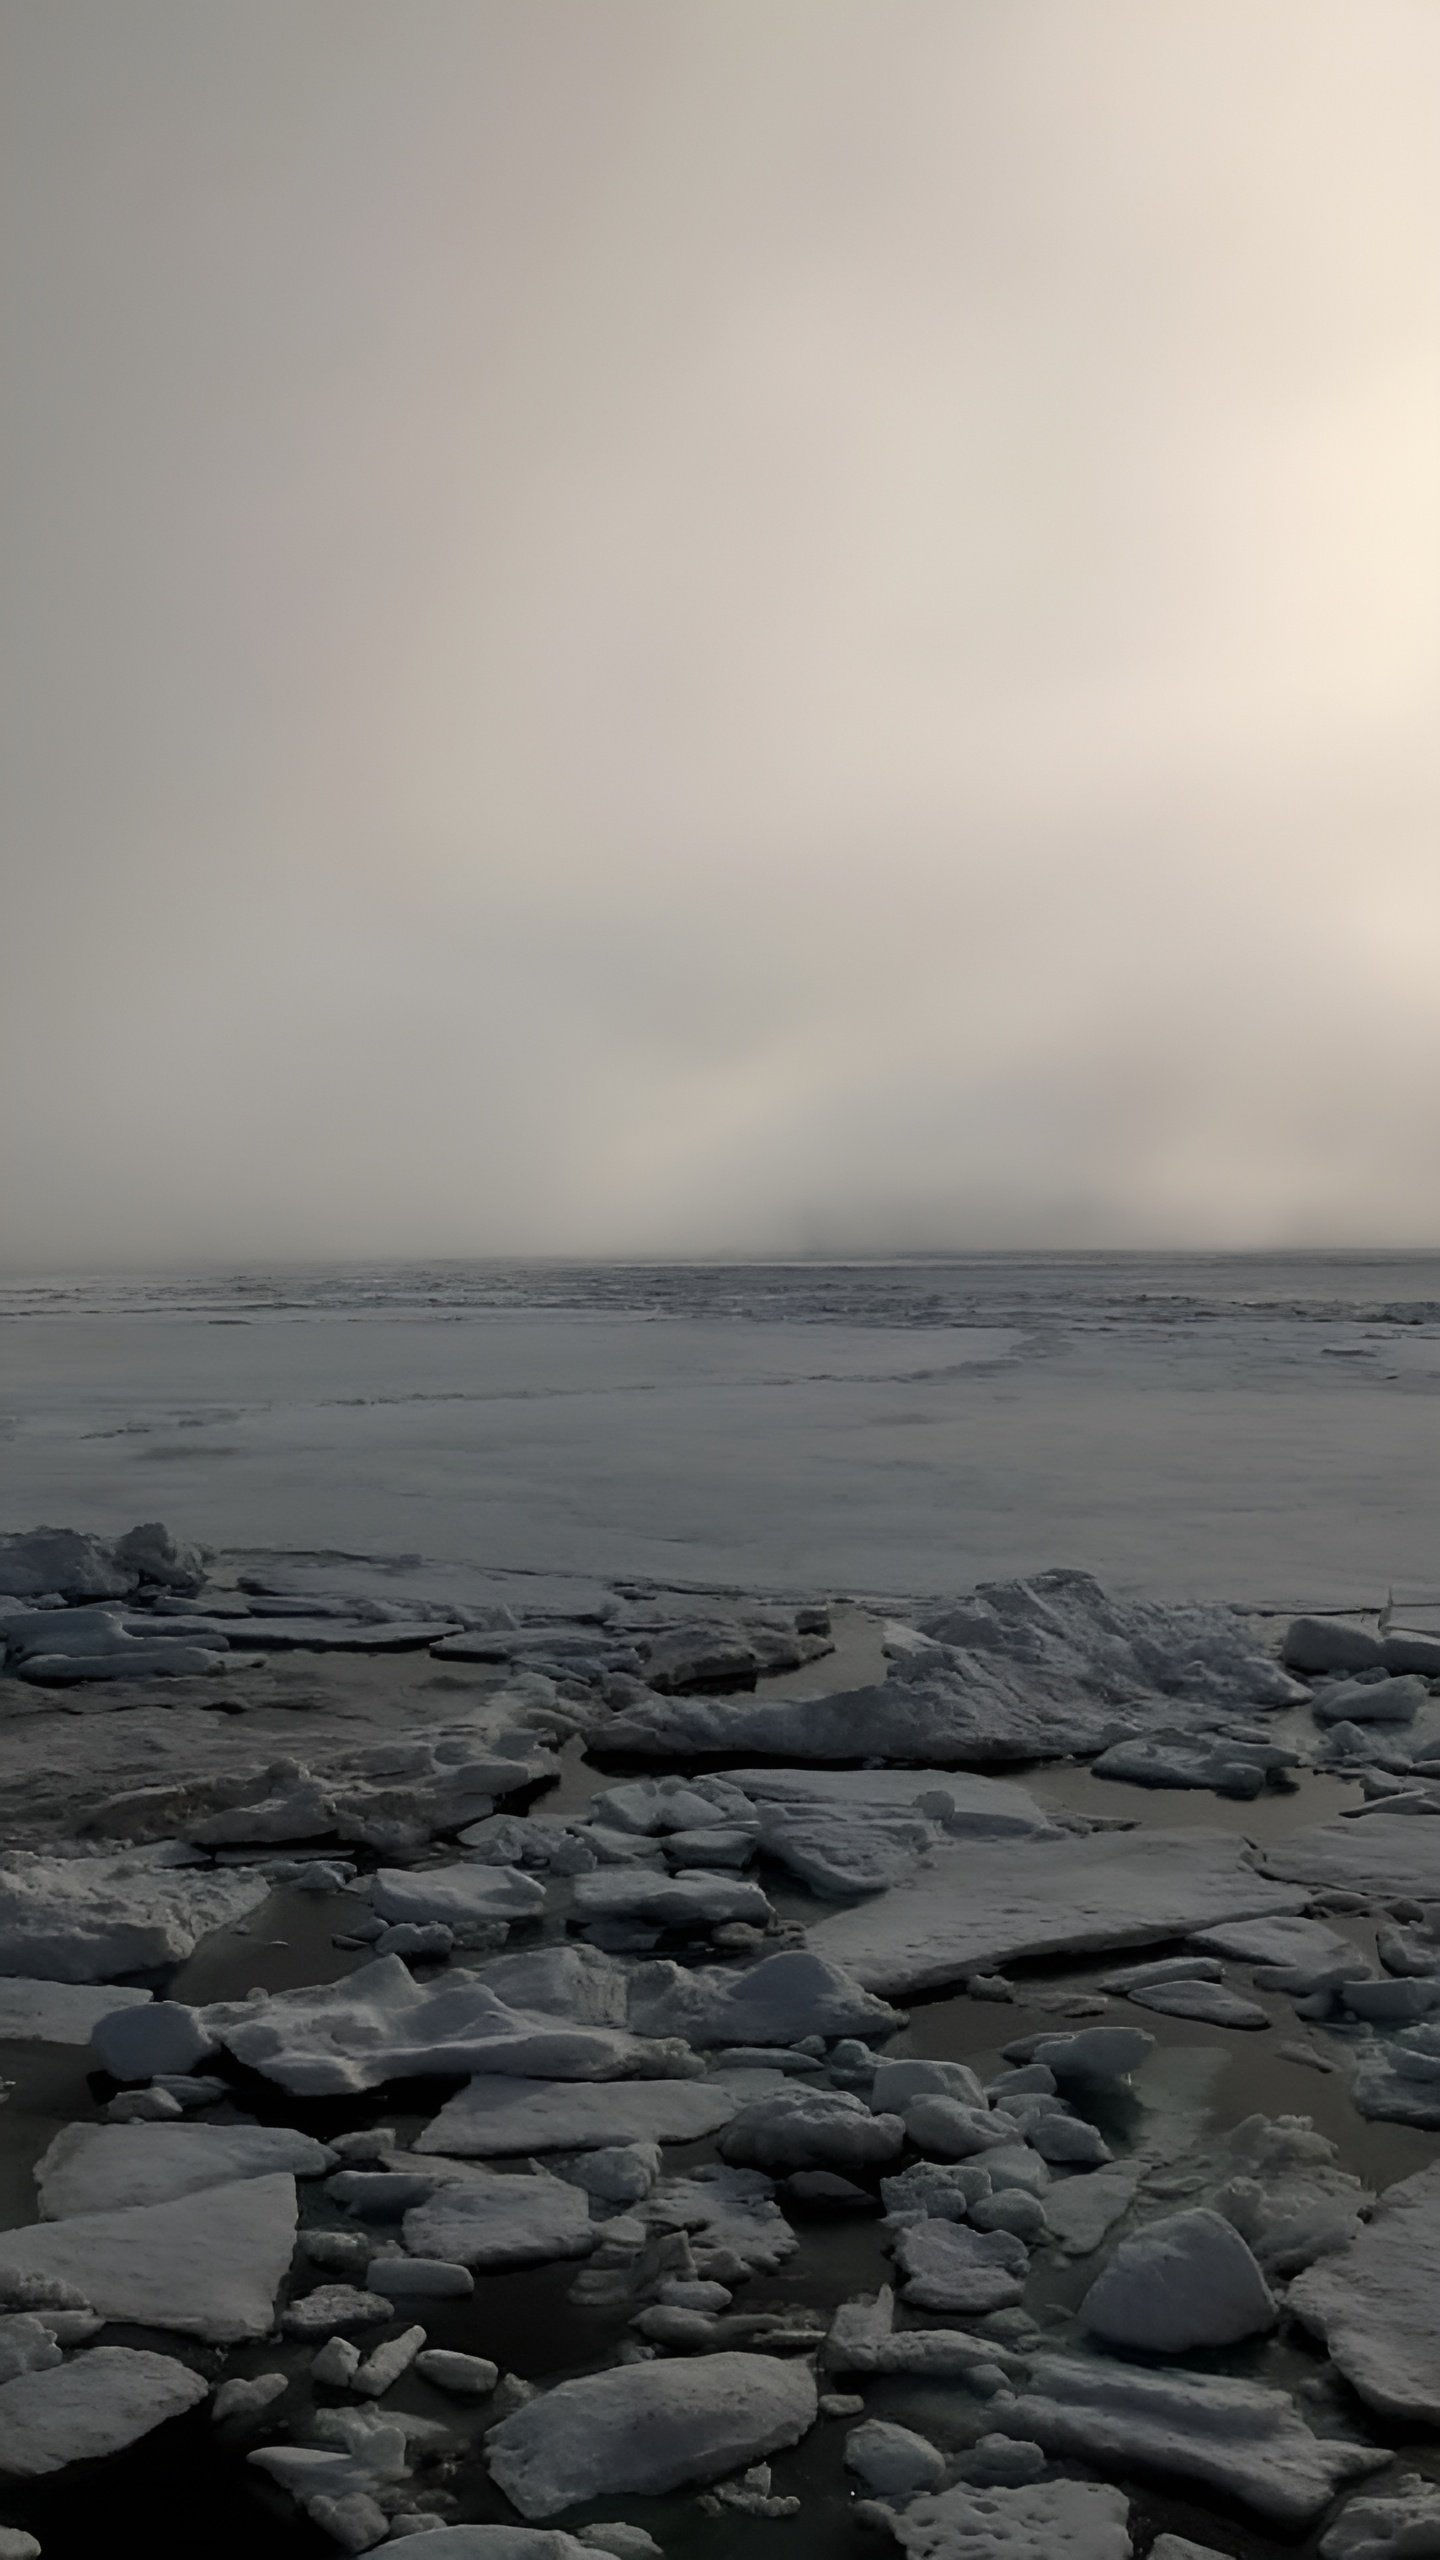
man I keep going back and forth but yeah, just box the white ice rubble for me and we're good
[602,1573,1301,1762]
[216,1955,698,2094]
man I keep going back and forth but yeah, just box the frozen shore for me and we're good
[4,1521,1440,2560]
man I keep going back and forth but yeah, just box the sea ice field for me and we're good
[3,1255,1440,2560]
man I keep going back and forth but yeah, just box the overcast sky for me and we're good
[3,1,1439,1264]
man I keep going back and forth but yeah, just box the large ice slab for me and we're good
[0,2173,298,2342]
[0,2345,209,2477]
[809,1829,1306,1997]
[1010,2355,1383,2524]
[1290,2161,1440,2421]
[1262,1816,1440,1901]
[602,1573,1297,1762]
[0,1850,269,1983]
[415,2074,752,2156]
[0,1979,150,2046]
[220,1955,693,2094]
[484,2351,817,2515]
[35,2121,331,2217]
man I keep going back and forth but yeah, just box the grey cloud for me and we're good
[3,1,1439,1262]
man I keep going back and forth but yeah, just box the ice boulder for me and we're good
[844,2419,946,2497]
[718,2087,906,2175]
[1080,2207,1276,2351]
[484,2351,817,2515]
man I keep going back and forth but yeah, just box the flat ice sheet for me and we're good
[7,1252,1440,1603]
[808,1827,1307,1996]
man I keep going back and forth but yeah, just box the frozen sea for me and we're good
[2,1251,1438,1609]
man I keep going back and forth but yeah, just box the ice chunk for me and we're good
[0,1979,150,2046]
[845,2418,946,2496]
[1191,1914,1354,1969]
[1313,1675,1427,1726]
[35,2121,331,2216]
[415,2075,746,2157]
[1023,2027,1154,2086]
[221,1956,692,2095]
[895,2219,1028,2314]
[0,2173,297,2342]
[0,2345,209,2476]
[1126,1979,1270,2029]
[890,2479,1132,2560]
[626,1948,899,2047]
[1080,2207,1275,2350]
[1011,2355,1383,2525]
[1263,1815,1440,1900]
[1040,2164,1140,2257]
[370,1865,546,1934]
[1290,2160,1440,2420]
[91,1999,216,2079]
[402,2170,595,2269]
[571,1870,772,1930]
[1282,1619,1384,1676]
[809,1829,1304,1997]
[718,2087,905,2174]
[0,1850,268,1983]
[606,1574,1297,1762]
[484,2351,817,2515]
[1319,2478,1440,2559]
